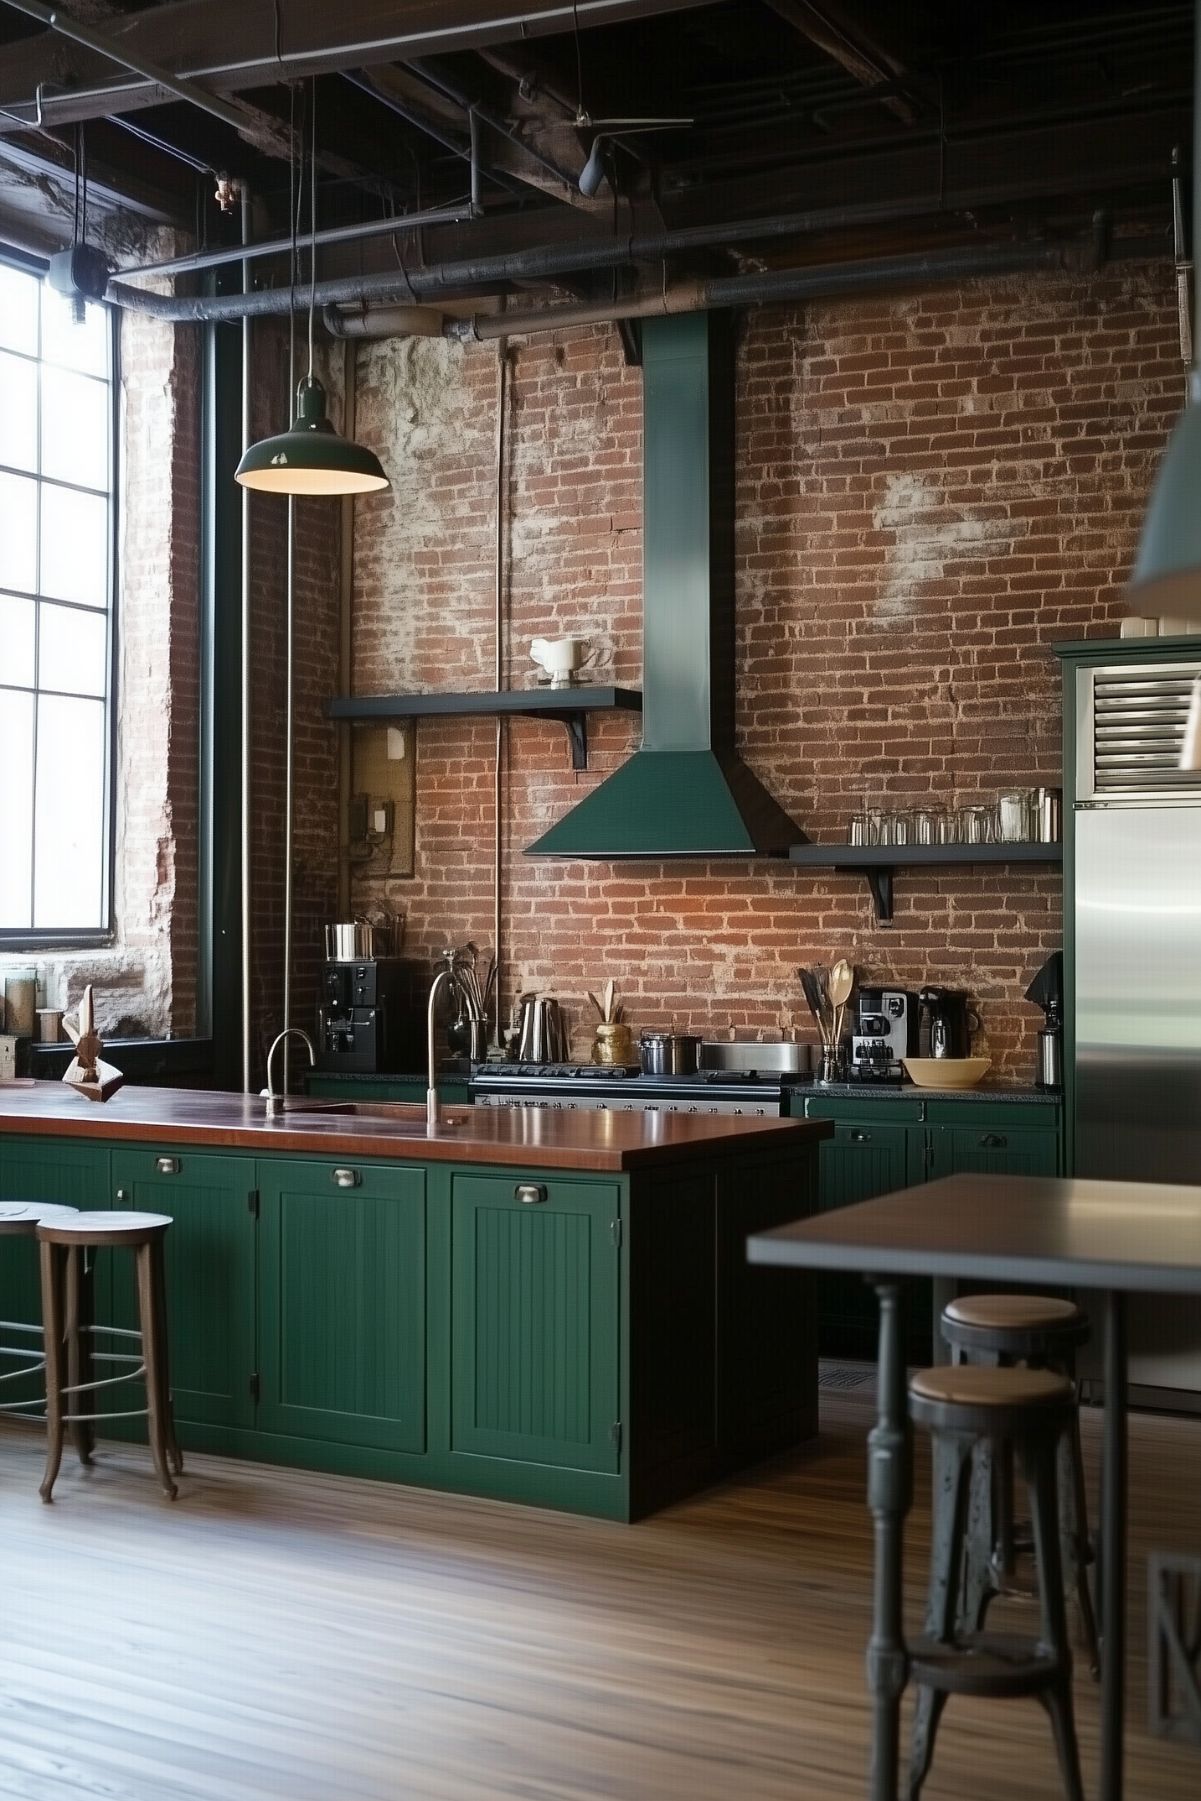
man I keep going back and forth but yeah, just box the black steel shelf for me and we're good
[788,841,1063,923]
[326,687,643,770]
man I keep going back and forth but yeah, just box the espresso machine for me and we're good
[850,988,920,1081]
[316,956,426,1073]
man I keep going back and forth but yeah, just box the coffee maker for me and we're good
[918,987,981,1059]
[316,957,426,1073]
[851,988,920,1081]
[1025,951,1063,1091]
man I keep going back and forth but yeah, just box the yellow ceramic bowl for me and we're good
[902,1056,991,1090]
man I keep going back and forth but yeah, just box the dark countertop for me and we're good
[795,1080,1060,1106]
[0,1081,829,1173]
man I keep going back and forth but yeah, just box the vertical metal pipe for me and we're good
[283,495,296,1095]
[469,109,482,216]
[337,336,356,916]
[492,325,508,1048]
[240,185,253,1092]
[1100,1288,1128,1801]
[866,1277,911,1801]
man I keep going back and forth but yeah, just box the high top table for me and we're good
[748,1171,1201,1801]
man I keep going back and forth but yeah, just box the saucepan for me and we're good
[640,1031,702,1077]
[324,918,393,961]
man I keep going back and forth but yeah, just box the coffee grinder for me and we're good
[1025,951,1064,1092]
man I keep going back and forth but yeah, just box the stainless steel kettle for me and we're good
[517,996,568,1064]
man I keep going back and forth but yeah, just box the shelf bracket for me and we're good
[533,710,589,771]
[865,867,895,925]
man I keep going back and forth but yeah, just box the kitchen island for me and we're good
[0,1083,830,1519]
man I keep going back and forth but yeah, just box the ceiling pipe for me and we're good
[114,200,481,281]
[103,191,1121,322]
[324,230,1136,342]
[0,0,254,138]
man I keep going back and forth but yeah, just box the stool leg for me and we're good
[65,1246,96,1467]
[135,1244,177,1501]
[908,1431,973,1801]
[962,1442,997,1632]
[149,1238,183,1476]
[1060,1413,1100,1677]
[1019,1431,1085,1801]
[38,1242,66,1503]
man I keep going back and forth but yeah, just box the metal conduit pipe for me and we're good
[116,201,480,282]
[324,231,1139,343]
[239,185,253,1093]
[102,191,997,322]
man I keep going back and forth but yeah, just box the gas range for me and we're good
[469,1062,792,1117]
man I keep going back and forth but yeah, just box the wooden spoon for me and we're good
[603,978,615,1024]
[828,958,854,1050]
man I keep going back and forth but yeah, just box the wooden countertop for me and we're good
[0,1082,829,1173]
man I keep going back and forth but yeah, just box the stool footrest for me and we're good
[909,1632,1066,1698]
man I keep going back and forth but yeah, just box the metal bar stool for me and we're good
[0,1201,80,1430]
[906,1363,1084,1801]
[941,1293,1099,1673]
[36,1210,182,1503]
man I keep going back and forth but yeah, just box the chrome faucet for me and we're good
[427,966,457,1130]
[264,1027,316,1116]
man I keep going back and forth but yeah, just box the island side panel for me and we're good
[626,1138,823,1520]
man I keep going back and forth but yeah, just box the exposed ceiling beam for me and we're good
[763,0,920,125]
[0,0,716,131]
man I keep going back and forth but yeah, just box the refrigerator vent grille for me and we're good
[1091,665,1201,795]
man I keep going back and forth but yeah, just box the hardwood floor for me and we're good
[1,1391,1198,1800]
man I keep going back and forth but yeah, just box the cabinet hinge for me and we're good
[610,1421,623,1453]
[247,1188,260,1217]
[610,1218,622,1248]
[249,1372,261,1402]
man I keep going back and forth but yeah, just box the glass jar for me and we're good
[3,966,37,1038]
[997,789,1031,842]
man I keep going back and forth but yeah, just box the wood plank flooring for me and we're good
[1,1391,1198,1800]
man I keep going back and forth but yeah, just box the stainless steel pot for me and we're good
[324,919,389,961]
[640,1031,702,1076]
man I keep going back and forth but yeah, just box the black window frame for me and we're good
[0,243,119,950]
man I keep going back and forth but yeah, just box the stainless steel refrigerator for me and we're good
[1073,656,1201,1409]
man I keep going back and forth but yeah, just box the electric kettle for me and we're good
[517,996,569,1064]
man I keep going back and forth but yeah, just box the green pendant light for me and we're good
[235,373,388,494]
[235,83,389,498]
[1127,3,1201,618]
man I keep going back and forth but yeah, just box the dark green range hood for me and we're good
[527,313,807,858]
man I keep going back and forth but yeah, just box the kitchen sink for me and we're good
[276,1099,469,1128]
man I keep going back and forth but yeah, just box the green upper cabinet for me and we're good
[110,1148,258,1432]
[928,1123,1060,1181]
[0,1139,109,1410]
[258,1157,426,1454]
[449,1172,621,1475]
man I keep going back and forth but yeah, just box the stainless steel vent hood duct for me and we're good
[527,313,807,858]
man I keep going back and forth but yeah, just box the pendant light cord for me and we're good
[308,75,317,382]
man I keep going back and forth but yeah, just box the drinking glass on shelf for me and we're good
[848,812,869,845]
[936,809,959,844]
[997,789,1031,843]
[876,811,896,846]
[958,804,995,845]
[912,808,941,845]
[891,809,915,846]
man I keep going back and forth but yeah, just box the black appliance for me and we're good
[850,988,920,1081]
[918,986,981,1060]
[1025,951,1064,1092]
[470,1063,788,1116]
[316,958,426,1073]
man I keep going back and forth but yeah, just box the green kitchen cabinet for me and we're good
[258,1157,427,1454]
[449,1172,621,1475]
[109,1149,258,1434]
[0,1139,109,1410]
[811,1117,920,1360]
[304,1076,472,1106]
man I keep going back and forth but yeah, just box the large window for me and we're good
[0,256,115,940]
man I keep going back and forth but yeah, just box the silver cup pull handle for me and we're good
[332,1167,361,1189]
[156,1156,181,1175]
[515,1183,547,1205]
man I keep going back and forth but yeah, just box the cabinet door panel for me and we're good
[451,1174,619,1473]
[0,1140,108,1410]
[815,1121,918,1362]
[258,1159,425,1453]
[110,1150,257,1430]
[929,1126,1060,1182]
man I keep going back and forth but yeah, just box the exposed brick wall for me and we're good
[346,263,1181,1080]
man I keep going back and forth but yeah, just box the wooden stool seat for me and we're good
[906,1361,1084,1801]
[35,1211,180,1502]
[945,1294,1082,1332]
[36,1211,171,1246]
[0,1201,80,1235]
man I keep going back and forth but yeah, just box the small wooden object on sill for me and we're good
[61,985,125,1103]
